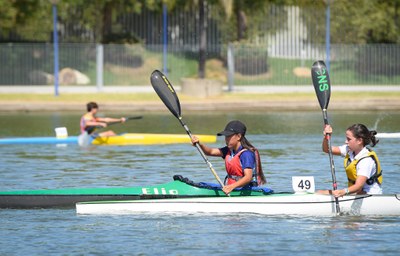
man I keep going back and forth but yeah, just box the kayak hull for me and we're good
[76,194,400,216]
[0,179,269,209]
[0,136,77,145]
[91,134,216,145]
[4,177,400,216]
[0,195,141,209]
[376,133,400,139]
[0,133,216,145]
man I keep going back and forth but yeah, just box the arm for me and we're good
[191,135,222,157]
[333,158,374,197]
[97,117,126,123]
[222,169,253,194]
[322,124,341,155]
[332,176,367,197]
[84,119,107,128]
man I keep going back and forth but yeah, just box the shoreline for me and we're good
[1,97,400,112]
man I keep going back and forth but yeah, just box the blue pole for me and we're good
[325,1,330,72]
[162,3,168,75]
[52,4,59,96]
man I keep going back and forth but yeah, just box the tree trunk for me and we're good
[395,1,399,35]
[235,1,247,41]
[102,2,113,43]
[198,0,206,79]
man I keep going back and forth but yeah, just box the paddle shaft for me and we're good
[107,116,142,126]
[322,105,340,214]
[323,110,339,197]
[90,116,143,129]
[178,118,225,187]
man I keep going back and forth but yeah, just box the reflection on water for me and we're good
[1,110,400,137]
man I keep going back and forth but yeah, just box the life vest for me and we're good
[344,148,382,187]
[80,113,96,134]
[224,148,261,186]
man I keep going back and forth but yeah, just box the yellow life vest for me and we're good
[344,148,382,187]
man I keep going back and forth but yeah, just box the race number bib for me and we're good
[292,176,315,193]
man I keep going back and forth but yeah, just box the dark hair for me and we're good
[239,135,266,184]
[347,123,379,147]
[86,102,98,112]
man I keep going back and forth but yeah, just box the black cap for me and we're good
[217,120,246,136]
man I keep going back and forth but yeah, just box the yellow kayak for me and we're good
[91,133,217,145]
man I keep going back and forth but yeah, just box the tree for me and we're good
[58,0,145,43]
[0,1,18,35]
[296,0,400,44]
[0,0,51,41]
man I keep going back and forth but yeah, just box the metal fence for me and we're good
[0,43,399,87]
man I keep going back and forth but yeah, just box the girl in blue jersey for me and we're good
[191,120,266,194]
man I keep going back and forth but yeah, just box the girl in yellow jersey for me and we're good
[320,123,382,197]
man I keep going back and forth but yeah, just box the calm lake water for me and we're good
[1,110,400,255]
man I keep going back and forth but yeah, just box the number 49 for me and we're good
[292,176,315,193]
[298,179,311,190]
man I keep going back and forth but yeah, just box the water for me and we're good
[1,110,400,255]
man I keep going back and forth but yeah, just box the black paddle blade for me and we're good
[311,60,331,110]
[150,70,181,119]
[126,116,143,120]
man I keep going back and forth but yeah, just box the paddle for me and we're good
[311,60,340,214]
[106,116,143,126]
[78,115,143,147]
[150,70,225,189]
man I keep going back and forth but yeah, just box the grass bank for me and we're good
[0,91,400,112]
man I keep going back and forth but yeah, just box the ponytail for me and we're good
[239,136,267,185]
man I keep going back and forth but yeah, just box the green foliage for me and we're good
[1,0,399,44]
[0,1,17,33]
[297,0,400,44]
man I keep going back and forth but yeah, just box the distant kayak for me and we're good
[0,136,78,145]
[91,133,216,145]
[376,133,400,138]
[0,133,217,146]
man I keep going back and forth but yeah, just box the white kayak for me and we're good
[76,193,400,216]
[376,133,400,139]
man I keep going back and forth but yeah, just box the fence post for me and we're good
[325,0,331,72]
[163,3,168,75]
[227,43,235,92]
[96,44,104,92]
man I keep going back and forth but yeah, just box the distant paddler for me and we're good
[80,102,126,137]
